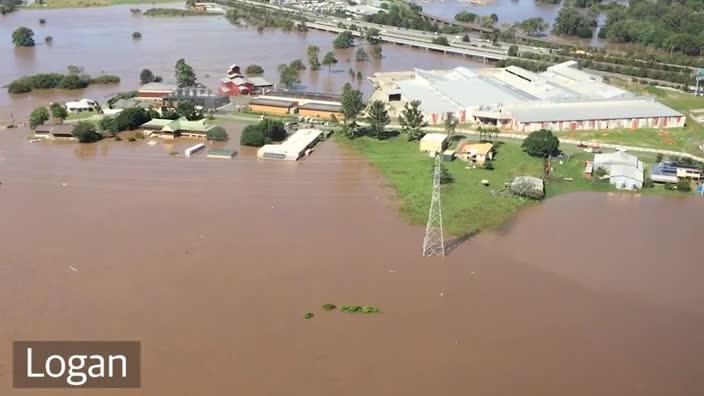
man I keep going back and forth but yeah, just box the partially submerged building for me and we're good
[592,150,644,190]
[163,86,230,111]
[34,124,75,140]
[257,128,323,161]
[137,82,178,100]
[248,90,343,120]
[140,117,216,139]
[371,61,684,131]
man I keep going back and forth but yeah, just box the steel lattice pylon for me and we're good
[423,153,445,257]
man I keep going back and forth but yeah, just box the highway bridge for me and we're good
[305,21,507,61]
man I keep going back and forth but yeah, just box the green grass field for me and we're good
[337,135,545,236]
[577,80,704,154]
[337,134,695,235]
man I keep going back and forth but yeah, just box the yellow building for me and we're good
[458,142,494,165]
[419,133,448,153]
[249,98,296,116]
[298,103,343,121]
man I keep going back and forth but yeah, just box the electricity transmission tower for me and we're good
[422,153,445,257]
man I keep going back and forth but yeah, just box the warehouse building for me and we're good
[298,102,342,120]
[249,98,297,116]
[257,128,323,161]
[137,82,177,100]
[370,61,684,131]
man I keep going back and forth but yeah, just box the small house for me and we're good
[140,117,216,139]
[419,133,448,153]
[457,142,493,165]
[34,124,75,140]
[65,98,100,113]
[593,150,644,190]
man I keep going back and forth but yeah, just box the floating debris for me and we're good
[322,304,336,311]
[304,312,314,319]
[69,266,78,272]
[340,305,380,314]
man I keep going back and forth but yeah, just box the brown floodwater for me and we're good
[0,3,487,119]
[1,125,704,395]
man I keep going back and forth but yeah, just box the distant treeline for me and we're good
[7,73,120,94]
[0,0,21,14]
[598,1,704,56]
[225,3,308,32]
[519,51,695,85]
[143,8,216,17]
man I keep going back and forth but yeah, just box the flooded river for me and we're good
[1,2,704,394]
[0,3,485,119]
[1,126,704,395]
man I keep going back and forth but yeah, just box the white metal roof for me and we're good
[507,99,682,123]
[421,133,448,143]
[139,82,177,92]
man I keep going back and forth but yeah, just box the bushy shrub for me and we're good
[206,126,228,142]
[240,125,266,147]
[72,122,103,143]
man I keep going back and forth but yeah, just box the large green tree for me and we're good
[340,83,364,135]
[333,31,354,48]
[365,27,381,44]
[72,122,103,143]
[12,26,35,47]
[277,63,300,90]
[49,102,68,120]
[367,100,390,138]
[522,129,560,158]
[354,47,369,62]
[306,45,320,70]
[399,100,427,141]
[29,106,49,129]
[140,68,161,85]
[175,58,197,87]
[206,126,228,142]
[322,51,338,71]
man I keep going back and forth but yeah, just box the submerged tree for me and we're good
[29,106,49,129]
[322,51,338,71]
[354,47,369,62]
[12,26,35,47]
[277,63,300,90]
[175,58,197,87]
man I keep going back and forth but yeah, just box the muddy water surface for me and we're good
[0,3,485,119]
[1,126,703,395]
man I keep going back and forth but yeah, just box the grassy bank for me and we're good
[337,134,695,236]
[336,135,544,236]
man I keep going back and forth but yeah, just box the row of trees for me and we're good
[598,1,704,55]
[240,118,287,146]
[8,70,120,94]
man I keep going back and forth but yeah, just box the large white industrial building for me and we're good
[370,61,685,132]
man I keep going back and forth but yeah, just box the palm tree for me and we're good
[444,112,458,138]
